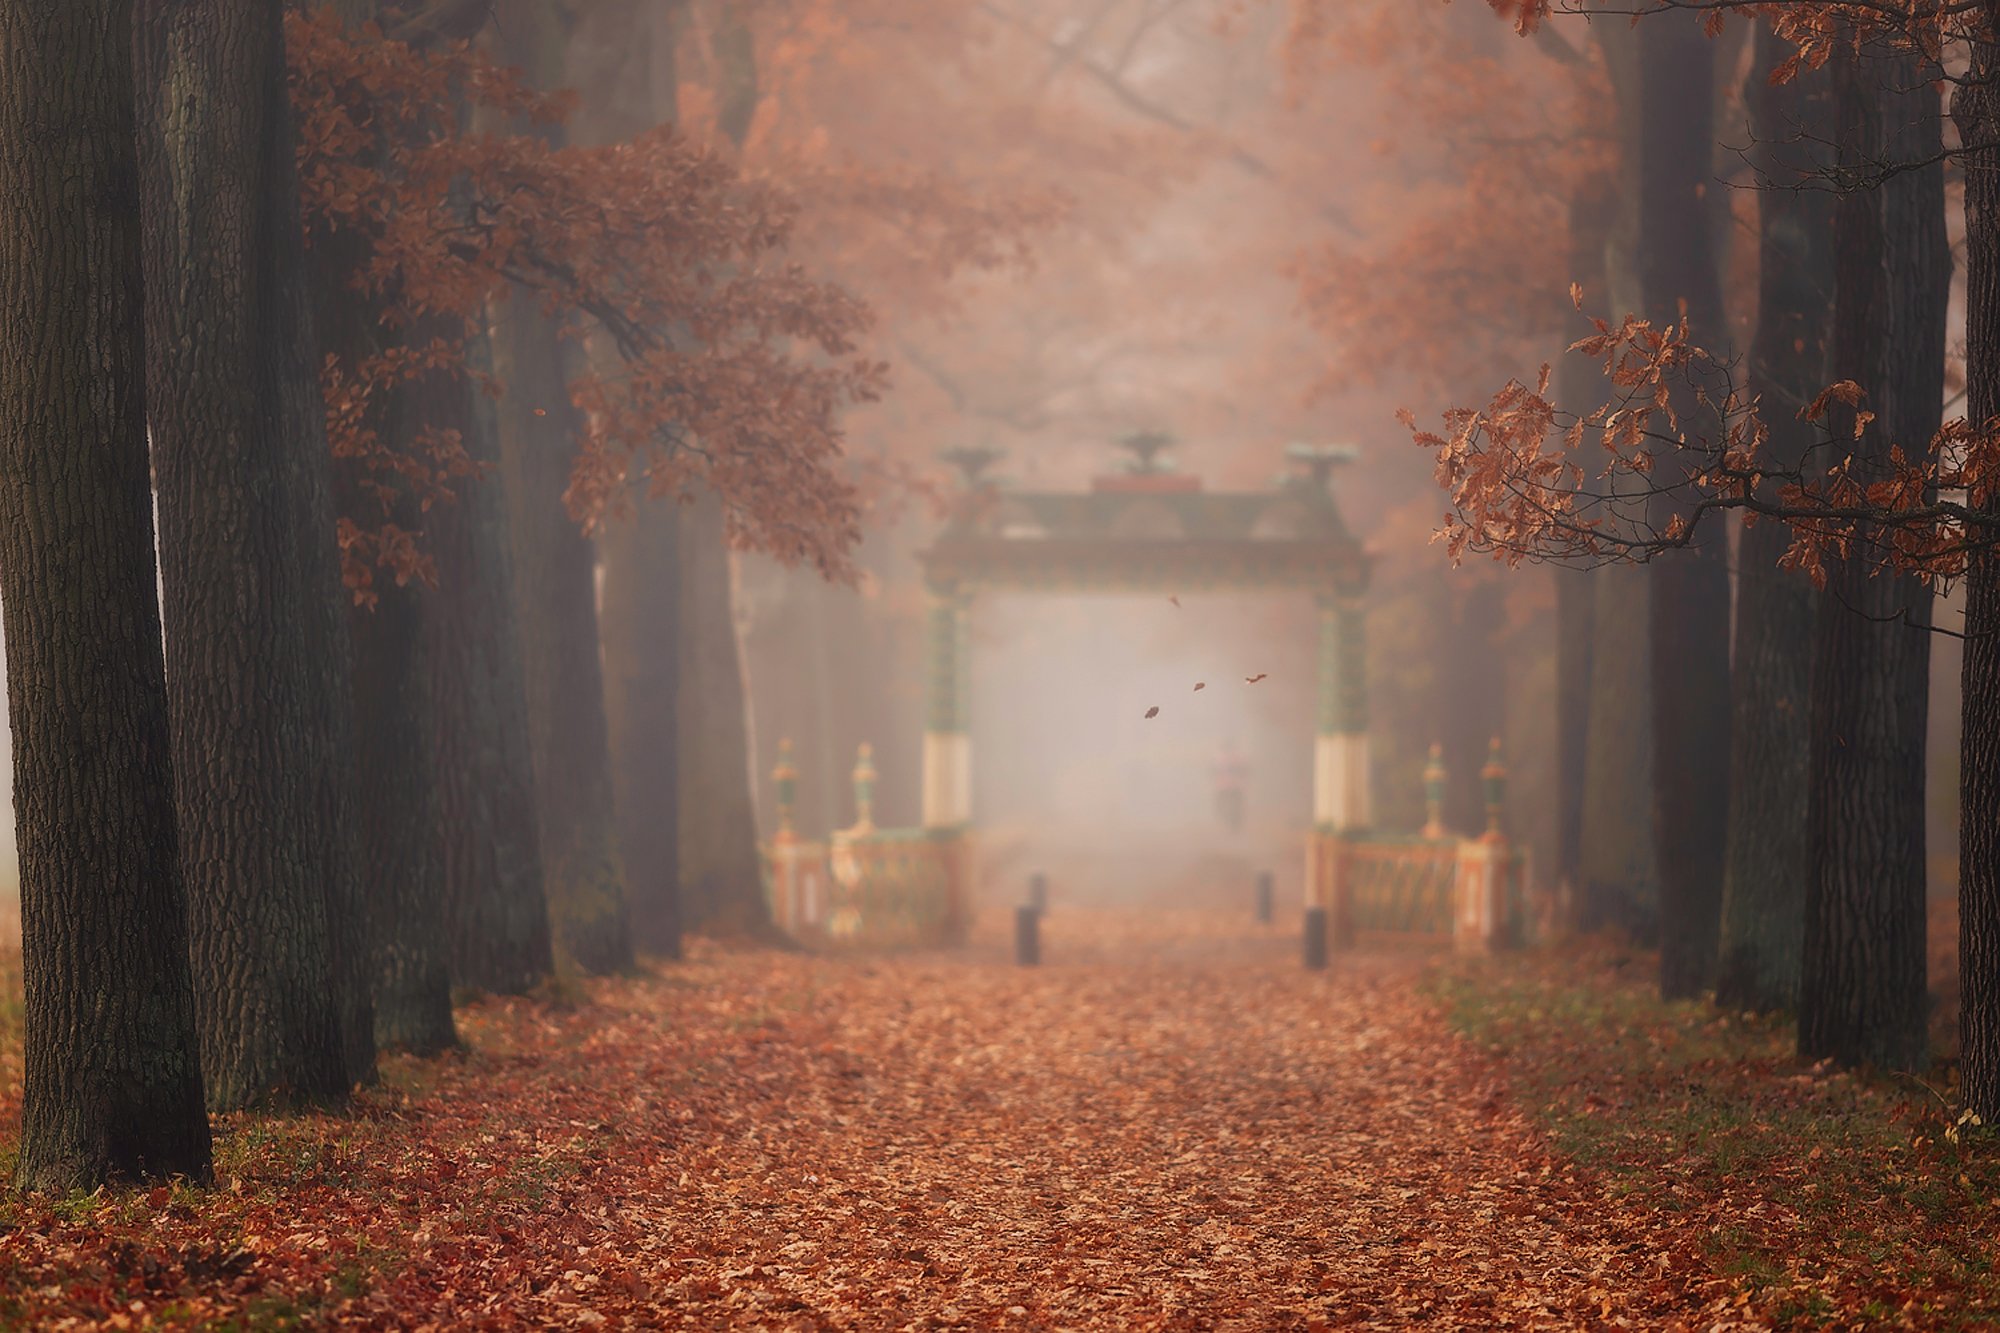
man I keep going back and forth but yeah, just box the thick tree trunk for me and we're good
[577,0,685,958]
[489,298,635,974]
[677,492,773,935]
[424,335,555,995]
[1798,45,1946,1072]
[1637,13,1732,999]
[1957,5,2000,1120]
[1714,27,1830,1014]
[0,0,213,1188]
[674,0,777,937]
[135,0,355,1110]
[602,501,684,955]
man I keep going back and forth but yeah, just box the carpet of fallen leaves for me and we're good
[0,907,1990,1329]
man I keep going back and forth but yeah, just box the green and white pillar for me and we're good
[921,589,972,828]
[1314,592,1371,831]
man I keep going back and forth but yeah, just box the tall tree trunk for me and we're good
[1715,26,1831,1014]
[678,493,772,934]
[302,16,458,1054]
[1439,580,1504,835]
[425,334,555,995]
[1956,1,2000,1120]
[135,0,355,1111]
[579,0,685,958]
[1553,175,1615,924]
[1637,13,1732,999]
[1799,44,1947,1071]
[677,0,777,937]
[0,0,213,1189]
[602,501,684,954]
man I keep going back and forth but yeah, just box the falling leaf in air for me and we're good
[1245,673,1267,684]
[533,407,548,417]
[1193,682,1206,692]
[1144,706,1160,719]
[1168,595,1181,608]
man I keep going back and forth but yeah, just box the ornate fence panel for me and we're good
[1308,740,1525,953]
[763,741,969,949]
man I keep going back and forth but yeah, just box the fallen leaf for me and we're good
[1144,706,1160,719]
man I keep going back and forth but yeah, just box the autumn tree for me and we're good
[0,0,212,1187]
[136,0,368,1108]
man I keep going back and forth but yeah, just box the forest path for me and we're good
[404,907,1733,1329]
[0,907,1748,1330]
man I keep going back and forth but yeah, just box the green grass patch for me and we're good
[1431,940,2000,1330]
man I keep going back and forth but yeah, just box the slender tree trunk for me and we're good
[1957,2,2000,1120]
[0,0,213,1189]
[1439,580,1504,835]
[676,0,777,937]
[1715,27,1831,1014]
[1798,45,1947,1071]
[135,0,354,1110]
[425,334,554,995]
[579,0,684,958]
[1637,13,1732,999]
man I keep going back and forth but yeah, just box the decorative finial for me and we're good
[1285,441,1360,491]
[1115,429,1176,474]
[940,445,1003,490]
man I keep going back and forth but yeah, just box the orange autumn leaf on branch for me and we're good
[289,7,884,593]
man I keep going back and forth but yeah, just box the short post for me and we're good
[1014,904,1041,966]
[1255,870,1274,924]
[1303,905,1328,970]
[1422,742,1447,839]
[1029,871,1049,914]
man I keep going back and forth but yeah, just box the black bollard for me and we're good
[1303,905,1328,971]
[1256,870,1274,924]
[1029,871,1048,914]
[1015,904,1041,966]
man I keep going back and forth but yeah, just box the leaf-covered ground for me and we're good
[0,908,1989,1328]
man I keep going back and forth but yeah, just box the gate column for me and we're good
[921,588,972,828]
[1313,590,1371,832]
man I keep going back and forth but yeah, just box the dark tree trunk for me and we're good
[487,0,635,975]
[343,559,458,1053]
[675,1,777,938]
[424,335,554,995]
[490,301,635,974]
[0,0,213,1189]
[677,492,773,935]
[1553,178,1615,919]
[602,500,684,956]
[1637,13,1732,999]
[576,0,684,959]
[135,0,356,1110]
[1957,4,2000,1120]
[1798,45,1946,1072]
[1714,26,1831,1014]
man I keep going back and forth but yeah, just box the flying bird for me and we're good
[1245,673,1267,684]
[1144,705,1160,719]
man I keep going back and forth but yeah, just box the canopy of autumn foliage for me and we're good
[290,8,884,592]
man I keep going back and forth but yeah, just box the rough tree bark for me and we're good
[135,0,360,1110]
[1957,0,2000,1120]
[1636,13,1733,999]
[1714,25,1830,1014]
[424,334,555,995]
[0,0,213,1188]
[1798,45,1947,1071]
